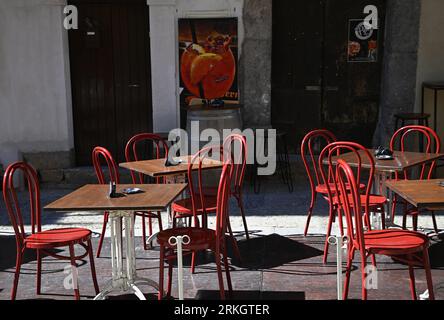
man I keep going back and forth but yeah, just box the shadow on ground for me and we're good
[194,290,305,300]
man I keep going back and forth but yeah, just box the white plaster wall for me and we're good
[0,0,73,161]
[147,0,244,132]
[415,0,444,126]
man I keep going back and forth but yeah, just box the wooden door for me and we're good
[271,0,324,150]
[68,0,152,165]
[272,0,385,150]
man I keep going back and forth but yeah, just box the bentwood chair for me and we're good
[334,158,434,300]
[93,146,162,256]
[125,133,169,249]
[390,125,441,232]
[319,142,387,264]
[92,147,119,257]
[170,145,241,273]
[301,129,337,236]
[3,162,99,300]
[199,134,249,239]
[157,147,233,300]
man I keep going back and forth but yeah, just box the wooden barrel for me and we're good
[185,104,243,149]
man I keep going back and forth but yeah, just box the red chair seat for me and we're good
[24,228,92,249]
[157,227,216,251]
[363,229,428,255]
[172,196,217,216]
[316,183,366,194]
[333,194,387,207]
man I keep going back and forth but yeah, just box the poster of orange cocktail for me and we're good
[178,18,239,107]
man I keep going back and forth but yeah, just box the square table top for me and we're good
[385,179,444,210]
[327,149,444,173]
[44,184,187,212]
[119,155,223,178]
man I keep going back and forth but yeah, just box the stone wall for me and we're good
[239,0,272,127]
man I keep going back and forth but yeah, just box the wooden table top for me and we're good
[385,179,444,210]
[119,155,223,178]
[327,149,444,173]
[44,184,187,212]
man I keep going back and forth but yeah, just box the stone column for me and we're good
[240,0,272,128]
[373,0,421,146]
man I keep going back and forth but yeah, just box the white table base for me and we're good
[94,211,159,300]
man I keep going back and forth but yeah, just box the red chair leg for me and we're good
[370,254,377,268]
[141,215,148,250]
[361,257,368,300]
[402,211,408,230]
[68,244,80,300]
[304,191,318,236]
[391,194,397,222]
[408,264,417,300]
[191,251,197,274]
[167,261,173,298]
[238,197,250,240]
[172,213,177,228]
[431,211,439,234]
[337,207,344,237]
[222,242,233,293]
[413,215,418,231]
[323,206,335,264]
[148,216,153,237]
[380,208,386,230]
[11,248,24,300]
[96,212,109,258]
[158,211,163,231]
[87,239,100,295]
[158,245,165,300]
[214,250,226,300]
[423,248,435,300]
[36,249,42,295]
[343,247,354,300]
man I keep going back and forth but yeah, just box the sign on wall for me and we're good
[347,19,378,62]
[178,18,239,107]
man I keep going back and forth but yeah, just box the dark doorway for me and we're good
[272,0,385,151]
[68,0,153,165]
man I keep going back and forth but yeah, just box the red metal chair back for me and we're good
[301,130,337,191]
[215,160,233,243]
[188,145,231,228]
[334,159,367,254]
[92,147,120,184]
[2,162,41,248]
[319,142,375,228]
[125,133,169,184]
[223,133,247,196]
[390,125,441,180]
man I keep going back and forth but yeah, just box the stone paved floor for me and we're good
[1,165,444,300]
[1,234,444,300]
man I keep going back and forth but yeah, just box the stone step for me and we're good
[40,166,133,189]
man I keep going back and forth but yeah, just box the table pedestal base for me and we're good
[94,211,159,300]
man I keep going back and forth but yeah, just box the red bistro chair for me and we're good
[125,133,169,249]
[223,134,249,240]
[334,159,434,300]
[92,147,119,257]
[3,162,99,300]
[390,125,441,232]
[199,134,249,239]
[301,129,337,236]
[93,146,160,256]
[157,147,233,300]
[171,144,241,273]
[319,142,387,264]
